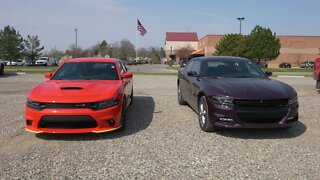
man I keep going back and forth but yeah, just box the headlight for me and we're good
[26,98,47,110]
[88,98,119,110]
[288,96,298,105]
[211,96,233,105]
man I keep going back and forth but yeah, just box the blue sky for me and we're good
[1,0,319,52]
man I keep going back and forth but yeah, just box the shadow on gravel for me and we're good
[35,96,155,141]
[217,121,307,139]
[0,72,18,78]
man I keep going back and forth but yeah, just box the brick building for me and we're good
[165,32,198,61]
[166,32,320,66]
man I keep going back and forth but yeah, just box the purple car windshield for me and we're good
[201,60,265,78]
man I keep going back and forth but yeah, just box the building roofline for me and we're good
[199,34,320,40]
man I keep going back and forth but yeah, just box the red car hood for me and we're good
[28,80,122,103]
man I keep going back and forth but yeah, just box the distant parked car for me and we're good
[258,62,268,68]
[179,60,188,67]
[16,59,24,66]
[279,62,291,68]
[26,61,36,66]
[6,61,18,66]
[300,61,314,68]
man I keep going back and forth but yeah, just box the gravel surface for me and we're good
[0,73,319,179]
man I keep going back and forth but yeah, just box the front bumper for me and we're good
[25,104,122,134]
[206,98,299,129]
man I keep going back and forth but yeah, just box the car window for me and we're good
[191,61,201,74]
[52,62,119,80]
[119,62,127,74]
[201,59,265,78]
[186,61,195,72]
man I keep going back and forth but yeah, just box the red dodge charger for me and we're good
[25,58,133,134]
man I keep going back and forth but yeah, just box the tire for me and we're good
[198,96,214,132]
[316,79,320,89]
[120,99,127,130]
[129,87,133,105]
[0,65,3,75]
[177,83,187,105]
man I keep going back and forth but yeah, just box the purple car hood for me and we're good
[201,78,297,100]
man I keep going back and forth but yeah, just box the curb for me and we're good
[277,75,305,78]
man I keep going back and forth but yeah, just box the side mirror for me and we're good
[122,71,133,79]
[44,72,52,79]
[264,71,272,77]
[187,71,198,77]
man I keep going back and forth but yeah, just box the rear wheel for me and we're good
[316,79,320,89]
[198,96,214,132]
[177,83,187,105]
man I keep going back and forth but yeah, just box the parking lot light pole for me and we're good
[237,17,245,34]
[75,28,78,57]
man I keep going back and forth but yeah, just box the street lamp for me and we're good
[110,45,113,58]
[75,28,78,57]
[237,17,245,34]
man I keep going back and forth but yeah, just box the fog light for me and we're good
[219,118,234,122]
[107,120,115,126]
[26,120,32,126]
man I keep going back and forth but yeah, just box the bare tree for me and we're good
[118,39,135,60]
[175,44,194,60]
[24,35,44,63]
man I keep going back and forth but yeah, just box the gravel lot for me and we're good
[0,73,319,179]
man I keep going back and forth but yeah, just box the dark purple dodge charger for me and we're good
[177,56,298,132]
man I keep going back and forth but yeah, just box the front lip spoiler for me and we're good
[25,129,43,134]
[25,125,122,134]
[92,126,122,133]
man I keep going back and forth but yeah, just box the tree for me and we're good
[47,48,65,60]
[175,44,194,60]
[0,25,24,62]
[118,39,135,60]
[214,34,246,57]
[245,25,281,63]
[149,47,161,64]
[24,35,44,62]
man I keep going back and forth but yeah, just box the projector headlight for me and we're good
[211,96,233,105]
[288,96,298,105]
[26,98,47,110]
[88,98,119,110]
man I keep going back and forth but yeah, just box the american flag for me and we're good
[137,19,147,36]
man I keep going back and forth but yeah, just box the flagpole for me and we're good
[135,18,138,60]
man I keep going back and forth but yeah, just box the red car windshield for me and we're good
[52,62,119,80]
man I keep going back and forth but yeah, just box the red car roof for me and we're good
[66,58,120,63]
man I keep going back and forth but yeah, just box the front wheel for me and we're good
[120,99,127,130]
[198,96,214,132]
[129,87,133,105]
